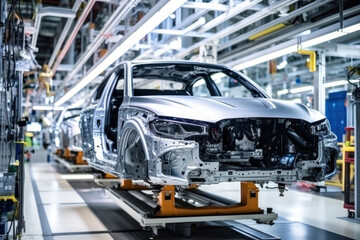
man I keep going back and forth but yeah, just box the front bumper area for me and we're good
[144,133,339,186]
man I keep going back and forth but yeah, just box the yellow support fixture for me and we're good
[0,195,17,202]
[249,23,287,41]
[297,50,316,72]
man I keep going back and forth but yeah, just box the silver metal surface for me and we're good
[80,61,338,187]
[314,51,326,115]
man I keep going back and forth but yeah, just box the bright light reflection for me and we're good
[60,174,94,180]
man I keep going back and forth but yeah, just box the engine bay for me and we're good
[193,118,319,171]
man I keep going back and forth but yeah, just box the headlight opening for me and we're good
[312,119,331,135]
[150,119,207,139]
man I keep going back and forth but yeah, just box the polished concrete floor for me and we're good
[18,149,360,240]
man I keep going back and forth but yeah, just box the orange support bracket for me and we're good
[104,173,118,179]
[75,151,87,165]
[157,182,262,217]
[119,179,149,190]
[55,149,62,156]
[63,147,71,159]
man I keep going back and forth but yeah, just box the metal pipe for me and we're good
[31,7,76,48]
[55,0,187,106]
[58,0,139,90]
[175,0,298,59]
[51,0,96,73]
[248,23,287,41]
[197,0,263,34]
[218,0,332,52]
[135,0,226,60]
[48,0,82,67]
[226,15,360,69]
[218,4,360,64]
[339,0,344,30]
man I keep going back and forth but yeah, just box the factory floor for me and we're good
[18,149,360,240]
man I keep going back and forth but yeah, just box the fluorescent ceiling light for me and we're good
[60,174,94,180]
[55,0,186,106]
[277,89,289,95]
[278,80,358,96]
[290,86,314,94]
[277,60,288,70]
[324,79,359,87]
[324,80,348,88]
[32,105,64,111]
[234,22,360,70]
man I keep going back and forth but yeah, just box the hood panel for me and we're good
[128,96,325,123]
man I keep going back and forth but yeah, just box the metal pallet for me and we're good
[52,154,92,172]
[106,186,278,238]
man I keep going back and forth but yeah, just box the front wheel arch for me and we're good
[117,119,149,179]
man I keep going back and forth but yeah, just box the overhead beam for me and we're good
[31,7,76,48]
[55,0,187,106]
[197,0,263,34]
[218,5,360,64]
[175,0,298,59]
[48,0,82,67]
[318,43,360,59]
[51,0,96,73]
[134,0,225,60]
[57,0,140,91]
[218,0,332,51]
[229,16,360,70]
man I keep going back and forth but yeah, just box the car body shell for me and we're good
[79,61,338,186]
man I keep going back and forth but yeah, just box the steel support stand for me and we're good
[347,64,360,219]
[16,72,25,236]
[314,51,326,114]
[355,92,360,219]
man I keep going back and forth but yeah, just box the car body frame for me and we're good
[80,61,338,187]
[50,107,82,152]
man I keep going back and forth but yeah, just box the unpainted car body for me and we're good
[49,107,82,152]
[60,115,82,152]
[79,61,338,186]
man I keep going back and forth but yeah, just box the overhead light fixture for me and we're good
[290,86,314,94]
[55,0,186,106]
[277,60,288,70]
[234,22,360,70]
[32,105,65,111]
[277,89,289,95]
[324,80,348,88]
